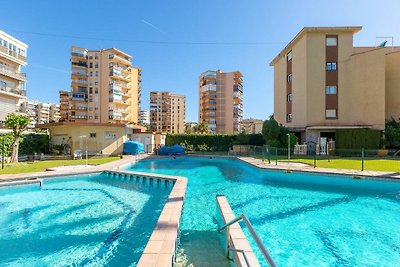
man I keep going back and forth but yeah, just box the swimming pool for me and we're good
[127,157,400,266]
[0,172,171,266]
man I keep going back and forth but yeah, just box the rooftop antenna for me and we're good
[376,36,394,51]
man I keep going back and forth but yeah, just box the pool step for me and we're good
[103,171,175,188]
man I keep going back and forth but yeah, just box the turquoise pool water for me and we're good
[127,157,400,266]
[0,173,171,266]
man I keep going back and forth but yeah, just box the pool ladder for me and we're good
[219,214,277,267]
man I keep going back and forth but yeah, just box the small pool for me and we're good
[0,173,171,266]
[127,157,400,266]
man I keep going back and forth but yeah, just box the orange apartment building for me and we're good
[270,26,400,145]
[198,70,243,134]
[0,30,28,125]
[149,91,185,133]
[60,46,141,124]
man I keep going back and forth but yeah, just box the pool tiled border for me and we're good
[216,195,260,267]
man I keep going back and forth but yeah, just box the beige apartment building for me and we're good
[60,46,141,124]
[198,70,243,134]
[0,30,28,125]
[150,91,185,133]
[270,26,400,144]
[241,118,264,134]
[23,100,60,129]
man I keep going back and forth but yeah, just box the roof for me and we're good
[269,26,362,66]
[36,122,127,128]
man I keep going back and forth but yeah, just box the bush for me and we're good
[0,133,13,157]
[336,129,381,149]
[166,133,265,151]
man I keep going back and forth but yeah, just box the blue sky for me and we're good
[2,0,399,122]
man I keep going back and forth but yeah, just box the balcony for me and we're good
[0,86,26,97]
[109,54,131,66]
[0,65,27,81]
[70,106,88,111]
[200,84,216,93]
[200,70,217,79]
[233,84,243,92]
[72,79,88,85]
[71,70,88,76]
[0,46,27,64]
[71,51,87,59]
[71,61,88,68]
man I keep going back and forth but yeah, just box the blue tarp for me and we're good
[158,144,185,156]
[123,141,144,155]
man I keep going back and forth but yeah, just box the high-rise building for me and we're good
[198,70,243,134]
[138,109,150,125]
[60,46,141,124]
[0,30,28,125]
[150,92,185,133]
[22,100,60,129]
[270,26,400,144]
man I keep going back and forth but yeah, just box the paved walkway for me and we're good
[0,155,148,183]
[238,157,400,180]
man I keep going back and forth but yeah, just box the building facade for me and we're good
[270,26,400,144]
[138,109,150,125]
[59,46,141,124]
[0,30,28,125]
[241,118,264,134]
[198,70,243,134]
[150,91,185,133]
[23,100,61,129]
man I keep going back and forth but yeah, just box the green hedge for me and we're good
[335,129,381,149]
[165,133,265,151]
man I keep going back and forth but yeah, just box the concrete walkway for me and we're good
[0,155,147,183]
[238,157,400,181]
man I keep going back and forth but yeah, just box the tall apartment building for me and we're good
[138,109,150,125]
[198,70,243,134]
[60,46,141,124]
[150,92,185,133]
[270,26,400,144]
[0,30,28,125]
[23,100,61,129]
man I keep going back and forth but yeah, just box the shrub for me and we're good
[335,129,381,149]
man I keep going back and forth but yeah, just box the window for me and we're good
[326,109,337,118]
[90,133,96,138]
[325,86,337,94]
[326,37,337,46]
[287,73,293,82]
[326,62,337,71]
[287,51,292,61]
[287,94,293,102]
[287,113,292,122]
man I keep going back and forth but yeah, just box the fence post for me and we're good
[267,145,271,164]
[262,145,265,161]
[327,143,330,162]
[361,148,364,171]
[313,152,316,168]
[275,147,278,166]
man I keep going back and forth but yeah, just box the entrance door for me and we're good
[319,137,327,155]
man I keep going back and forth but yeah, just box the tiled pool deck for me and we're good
[1,154,399,266]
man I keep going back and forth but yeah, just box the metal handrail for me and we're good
[219,214,277,267]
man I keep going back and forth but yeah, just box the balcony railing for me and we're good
[0,46,27,63]
[71,61,88,68]
[0,65,27,81]
[0,86,26,97]
[109,54,131,65]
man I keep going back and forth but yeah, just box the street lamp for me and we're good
[79,135,88,166]
[287,133,290,160]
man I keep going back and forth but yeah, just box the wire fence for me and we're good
[183,145,400,172]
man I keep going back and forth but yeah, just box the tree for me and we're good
[195,122,209,134]
[184,122,193,134]
[262,115,297,148]
[384,119,400,148]
[5,114,30,163]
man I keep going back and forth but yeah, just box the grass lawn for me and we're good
[0,157,120,175]
[278,158,400,172]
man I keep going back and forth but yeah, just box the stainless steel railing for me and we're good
[219,214,277,267]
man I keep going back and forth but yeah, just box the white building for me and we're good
[22,100,61,130]
[138,109,150,125]
[0,30,28,125]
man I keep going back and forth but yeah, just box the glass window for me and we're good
[90,133,96,138]
[326,37,337,46]
[287,51,292,61]
[287,94,292,102]
[287,73,293,82]
[326,109,337,118]
[326,62,337,71]
[287,113,292,122]
[326,86,337,94]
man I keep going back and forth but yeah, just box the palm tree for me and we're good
[5,113,30,163]
[195,122,209,134]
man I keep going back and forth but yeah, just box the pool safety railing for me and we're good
[219,214,277,267]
